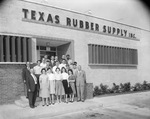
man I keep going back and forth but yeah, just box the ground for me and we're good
[0,91,150,119]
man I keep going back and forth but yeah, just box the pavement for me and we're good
[0,91,150,119]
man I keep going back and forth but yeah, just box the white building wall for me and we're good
[0,0,150,87]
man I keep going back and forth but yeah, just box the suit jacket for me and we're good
[22,67,30,83]
[26,74,36,92]
[75,70,86,86]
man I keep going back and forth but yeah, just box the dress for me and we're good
[62,72,72,94]
[68,75,76,95]
[39,74,49,98]
[55,73,65,95]
[47,73,55,94]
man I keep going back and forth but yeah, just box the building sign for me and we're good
[22,8,136,39]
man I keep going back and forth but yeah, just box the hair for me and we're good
[41,68,46,73]
[47,67,51,71]
[61,67,67,73]
[37,60,41,63]
[55,67,60,72]
[47,68,53,73]
[73,61,77,65]
[68,69,73,75]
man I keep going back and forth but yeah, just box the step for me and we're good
[20,96,28,102]
[14,100,29,108]
[36,97,42,102]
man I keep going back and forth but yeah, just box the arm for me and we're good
[83,71,86,84]
[26,75,31,92]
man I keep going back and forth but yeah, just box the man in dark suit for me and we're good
[22,62,30,98]
[26,68,38,108]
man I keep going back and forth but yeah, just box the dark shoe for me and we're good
[42,105,45,106]
[77,99,81,102]
[33,105,37,107]
[30,105,34,108]
[81,100,85,102]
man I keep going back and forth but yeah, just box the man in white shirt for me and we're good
[59,59,67,71]
[53,61,60,74]
[40,58,47,68]
[33,60,41,96]
[66,54,73,66]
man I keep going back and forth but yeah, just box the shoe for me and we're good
[46,105,49,106]
[81,100,85,102]
[30,105,34,108]
[52,103,55,105]
[77,100,81,102]
[42,105,45,106]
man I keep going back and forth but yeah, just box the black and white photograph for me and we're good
[0,0,150,119]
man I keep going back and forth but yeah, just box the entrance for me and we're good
[36,38,74,61]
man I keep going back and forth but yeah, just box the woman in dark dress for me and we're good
[61,67,72,103]
[68,69,76,102]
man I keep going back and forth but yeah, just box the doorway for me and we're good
[36,38,74,61]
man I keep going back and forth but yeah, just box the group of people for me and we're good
[22,54,86,108]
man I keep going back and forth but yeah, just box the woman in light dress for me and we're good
[47,68,55,105]
[68,69,76,102]
[55,67,65,103]
[39,68,49,106]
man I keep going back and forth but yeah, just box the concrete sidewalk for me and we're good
[0,99,102,119]
[0,91,150,119]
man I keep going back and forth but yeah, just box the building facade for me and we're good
[0,0,150,104]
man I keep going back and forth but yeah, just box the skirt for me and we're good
[55,80,65,95]
[62,80,72,95]
[39,88,49,98]
[49,80,55,94]
[70,82,76,95]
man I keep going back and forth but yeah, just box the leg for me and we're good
[52,94,54,104]
[46,98,49,106]
[69,94,72,102]
[56,95,59,103]
[65,94,68,103]
[72,94,74,102]
[28,92,34,108]
[59,95,62,103]
[76,86,81,101]
[49,94,51,104]
[33,86,37,106]
[80,85,85,101]
[42,98,45,106]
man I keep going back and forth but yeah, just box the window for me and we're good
[0,35,32,62]
[88,44,138,65]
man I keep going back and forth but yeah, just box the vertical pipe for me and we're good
[22,37,27,62]
[5,36,10,62]
[0,35,4,62]
[16,37,22,62]
[27,38,32,62]
[11,36,16,62]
